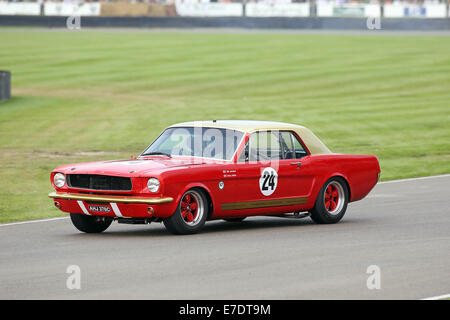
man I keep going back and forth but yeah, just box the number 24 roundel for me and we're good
[259,167,278,196]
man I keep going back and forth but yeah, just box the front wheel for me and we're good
[310,177,349,224]
[70,213,112,233]
[163,188,208,235]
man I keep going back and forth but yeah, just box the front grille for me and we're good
[67,174,132,191]
[77,191,131,196]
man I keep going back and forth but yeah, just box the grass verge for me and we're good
[0,30,449,222]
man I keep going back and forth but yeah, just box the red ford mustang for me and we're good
[49,120,380,235]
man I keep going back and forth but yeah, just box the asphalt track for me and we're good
[0,175,449,299]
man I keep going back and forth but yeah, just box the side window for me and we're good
[237,131,308,162]
[279,131,308,159]
[280,132,294,159]
[237,140,249,162]
[248,131,282,161]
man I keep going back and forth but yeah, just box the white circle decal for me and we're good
[259,167,278,196]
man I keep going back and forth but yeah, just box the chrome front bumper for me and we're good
[48,192,174,204]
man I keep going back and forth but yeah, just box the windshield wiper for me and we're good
[141,152,172,158]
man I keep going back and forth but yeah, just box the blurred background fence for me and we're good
[0,0,449,18]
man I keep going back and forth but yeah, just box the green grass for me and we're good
[0,29,449,223]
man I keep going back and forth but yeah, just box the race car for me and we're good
[49,120,380,235]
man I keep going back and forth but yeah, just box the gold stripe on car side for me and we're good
[221,197,308,211]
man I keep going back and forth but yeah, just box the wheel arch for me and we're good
[313,173,351,204]
[329,174,351,201]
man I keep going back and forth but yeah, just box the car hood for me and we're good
[55,157,212,177]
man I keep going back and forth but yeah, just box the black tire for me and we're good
[310,177,349,224]
[70,213,112,233]
[163,188,208,235]
[223,217,246,222]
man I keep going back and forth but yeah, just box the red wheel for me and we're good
[163,188,208,234]
[324,181,345,215]
[310,177,348,224]
[180,192,203,225]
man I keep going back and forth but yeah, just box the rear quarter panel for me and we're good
[306,154,380,204]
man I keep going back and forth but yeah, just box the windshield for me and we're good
[141,127,245,161]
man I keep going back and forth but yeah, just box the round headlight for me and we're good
[53,173,65,188]
[147,178,160,193]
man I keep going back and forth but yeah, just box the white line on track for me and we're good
[0,216,68,227]
[378,173,450,184]
[0,174,449,227]
[421,293,450,300]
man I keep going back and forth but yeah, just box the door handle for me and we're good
[290,162,302,169]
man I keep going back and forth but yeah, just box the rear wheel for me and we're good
[310,177,348,224]
[70,213,112,233]
[163,188,208,235]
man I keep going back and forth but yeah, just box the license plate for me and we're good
[88,205,111,213]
